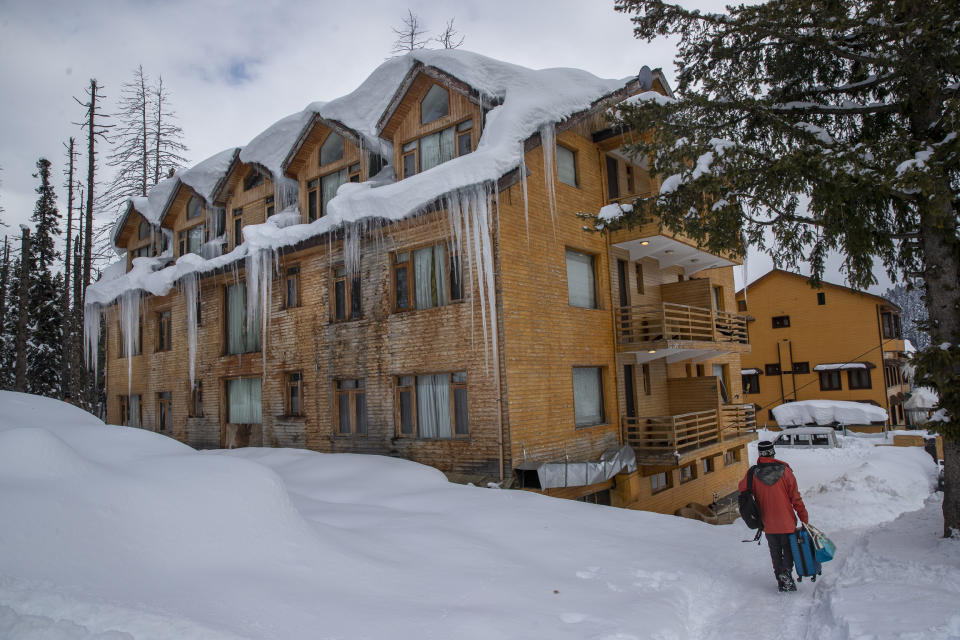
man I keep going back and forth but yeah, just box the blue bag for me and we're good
[805,523,836,562]
[789,527,822,581]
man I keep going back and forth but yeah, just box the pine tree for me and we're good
[0,237,12,390]
[883,282,930,350]
[26,158,63,397]
[612,0,960,534]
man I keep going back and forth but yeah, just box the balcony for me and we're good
[616,302,749,362]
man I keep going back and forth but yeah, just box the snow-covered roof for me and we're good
[813,362,871,371]
[89,49,653,307]
[741,368,761,375]
[109,180,178,250]
[771,400,887,426]
[240,110,315,183]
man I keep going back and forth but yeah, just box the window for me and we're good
[881,312,902,339]
[701,457,715,475]
[286,372,303,417]
[265,195,275,218]
[393,244,462,311]
[819,370,842,391]
[642,363,651,396]
[243,169,264,191]
[650,472,669,493]
[402,142,417,179]
[817,292,826,305]
[138,220,151,240]
[395,372,468,438]
[320,169,347,217]
[233,208,243,247]
[401,119,473,178]
[179,224,203,257]
[348,163,361,183]
[742,373,760,394]
[186,195,203,219]
[696,364,705,377]
[156,310,172,352]
[336,379,367,434]
[190,381,204,418]
[764,363,781,376]
[635,262,645,294]
[737,299,747,312]
[848,368,872,389]
[319,133,344,166]
[226,377,261,424]
[713,364,729,403]
[792,362,810,374]
[456,119,473,157]
[131,245,151,259]
[307,179,319,222]
[679,464,696,484]
[157,391,172,432]
[573,367,604,427]
[713,286,724,311]
[420,84,449,125]
[285,266,300,309]
[606,155,619,200]
[119,394,141,427]
[556,145,577,187]
[772,315,790,328]
[333,265,361,321]
[566,249,596,308]
[195,297,203,326]
[225,282,260,355]
[724,447,741,466]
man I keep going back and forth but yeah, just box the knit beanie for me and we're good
[757,440,776,458]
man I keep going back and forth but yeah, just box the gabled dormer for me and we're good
[282,115,376,223]
[212,160,276,252]
[113,199,163,272]
[377,65,492,181]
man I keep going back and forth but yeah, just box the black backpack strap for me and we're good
[742,466,764,544]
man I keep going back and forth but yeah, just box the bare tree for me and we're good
[103,66,150,214]
[391,10,429,54]
[0,165,6,228]
[152,75,188,186]
[62,138,80,395]
[435,18,465,49]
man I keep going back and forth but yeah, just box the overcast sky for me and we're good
[0,0,894,292]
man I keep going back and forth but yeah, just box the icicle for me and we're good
[343,220,364,278]
[519,155,530,245]
[275,176,299,210]
[83,302,102,380]
[182,272,199,388]
[539,124,559,241]
[118,289,143,398]
[245,246,275,375]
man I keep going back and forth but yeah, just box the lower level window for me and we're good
[120,394,142,427]
[724,447,741,466]
[573,367,604,426]
[336,379,367,434]
[679,464,695,483]
[157,391,172,432]
[396,372,468,438]
[819,370,842,391]
[848,368,872,389]
[701,457,715,474]
[651,471,669,493]
[227,377,262,424]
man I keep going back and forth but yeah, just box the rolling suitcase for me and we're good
[789,526,822,582]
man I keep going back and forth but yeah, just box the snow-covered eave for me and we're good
[209,153,245,206]
[110,199,160,252]
[280,113,369,180]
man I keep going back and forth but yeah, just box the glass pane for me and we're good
[417,373,450,438]
[399,389,413,434]
[395,265,409,309]
[457,132,471,157]
[557,146,577,187]
[334,279,346,320]
[566,250,596,308]
[350,276,362,318]
[226,283,245,355]
[449,254,462,300]
[321,170,346,216]
[414,247,435,309]
[440,127,455,164]
[573,367,603,426]
[188,226,203,255]
[454,387,468,435]
[457,119,473,132]
[338,394,351,433]
[398,376,414,387]
[420,84,449,124]
[320,133,344,165]
[308,189,317,221]
[130,395,140,428]
[403,153,417,178]
[289,385,300,415]
[287,276,297,307]
[355,393,367,434]
[228,378,261,424]
[420,132,441,172]
[452,371,467,384]
[187,196,202,219]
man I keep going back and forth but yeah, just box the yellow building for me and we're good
[736,269,910,427]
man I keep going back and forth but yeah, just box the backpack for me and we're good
[738,465,764,542]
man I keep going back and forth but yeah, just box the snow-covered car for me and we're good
[773,426,841,449]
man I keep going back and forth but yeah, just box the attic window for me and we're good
[320,133,344,166]
[186,195,203,219]
[138,220,151,240]
[420,85,449,125]
[243,170,264,191]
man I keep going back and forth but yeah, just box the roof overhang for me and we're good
[629,346,731,364]
[813,362,876,371]
[612,234,735,276]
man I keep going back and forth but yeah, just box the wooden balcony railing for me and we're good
[616,302,748,348]
[623,410,720,453]
[720,403,757,437]
[606,191,654,206]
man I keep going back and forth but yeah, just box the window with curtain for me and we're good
[320,133,344,166]
[336,379,367,435]
[156,311,171,352]
[320,169,346,217]
[393,244,462,311]
[396,372,468,438]
[157,391,172,432]
[225,282,260,355]
[227,377,261,424]
[400,119,473,179]
[180,225,204,257]
[333,265,361,321]
[121,394,141,427]
[566,249,596,308]
[573,367,604,426]
[557,145,577,187]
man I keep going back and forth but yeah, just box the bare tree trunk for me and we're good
[154,77,162,186]
[14,228,30,392]
[140,68,148,196]
[83,80,97,301]
[62,137,76,396]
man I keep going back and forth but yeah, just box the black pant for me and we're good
[765,532,794,575]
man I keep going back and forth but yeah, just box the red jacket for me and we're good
[738,456,809,534]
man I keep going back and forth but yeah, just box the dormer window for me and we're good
[420,84,449,125]
[320,133,344,166]
[138,220,151,240]
[400,119,474,179]
[243,169,264,191]
[186,195,203,219]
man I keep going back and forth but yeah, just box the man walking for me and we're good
[739,440,809,592]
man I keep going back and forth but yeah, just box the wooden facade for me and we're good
[735,269,910,427]
[102,61,757,516]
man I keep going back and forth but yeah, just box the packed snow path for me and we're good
[0,393,956,639]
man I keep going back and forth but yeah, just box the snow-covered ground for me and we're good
[0,391,957,639]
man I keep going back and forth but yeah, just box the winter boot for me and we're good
[777,571,797,592]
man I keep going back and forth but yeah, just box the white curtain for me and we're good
[566,250,596,308]
[227,283,245,354]
[187,225,203,255]
[573,367,603,426]
[129,395,140,428]
[416,374,451,438]
[439,127,456,164]
[414,247,434,309]
[321,169,345,215]
[433,244,448,307]
[420,132,441,171]
[557,145,577,187]
[228,377,262,424]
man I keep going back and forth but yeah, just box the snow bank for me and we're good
[772,399,887,426]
